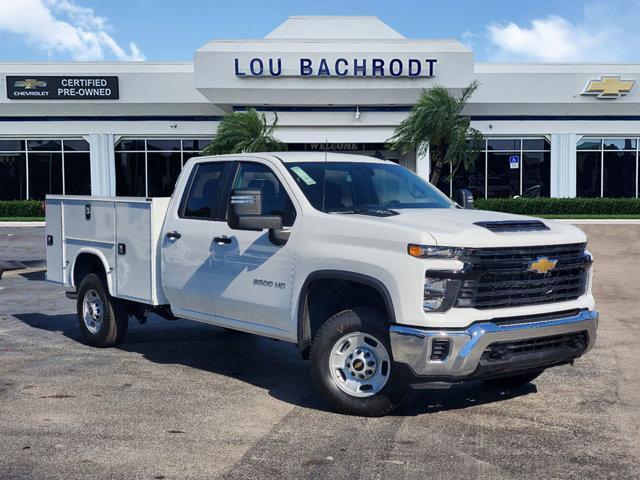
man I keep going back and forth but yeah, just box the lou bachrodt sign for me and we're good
[6,76,119,100]
[234,57,437,77]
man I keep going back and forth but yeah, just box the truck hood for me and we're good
[380,208,586,248]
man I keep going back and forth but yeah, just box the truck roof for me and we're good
[198,152,391,164]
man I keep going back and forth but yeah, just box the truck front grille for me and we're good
[455,243,589,309]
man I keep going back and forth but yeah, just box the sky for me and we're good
[0,0,639,63]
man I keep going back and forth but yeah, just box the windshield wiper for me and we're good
[329,207,399,217]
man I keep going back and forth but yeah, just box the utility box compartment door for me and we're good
[45,198,63,283]
[115,201,152,302]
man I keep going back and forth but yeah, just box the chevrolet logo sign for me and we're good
[527,257,558,274]
[14,79,47,89]
[583,76,635,98]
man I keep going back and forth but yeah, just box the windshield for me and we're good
[285,162,455,213]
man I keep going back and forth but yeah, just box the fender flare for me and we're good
[296,270,396,351]
[70,248,114,296]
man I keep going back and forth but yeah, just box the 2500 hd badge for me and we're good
[253,278,286,289]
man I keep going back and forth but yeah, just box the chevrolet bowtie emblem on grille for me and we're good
[583,76,635,98]
[14,79,47,89]
[527,257,558,274]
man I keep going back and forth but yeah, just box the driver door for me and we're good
[208,161,298,334]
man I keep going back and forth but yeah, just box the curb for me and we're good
[0,222,45,227]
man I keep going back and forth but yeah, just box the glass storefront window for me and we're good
[603,151,636,197]
[116,139,146,151]
[0,153,27,200]
[452,158,485,200]
[182,139,212,151]
[27,139,62,151]
[487,139,520,151]
[63,139,90,152]
[522,138,551,150]
[147,152,182,197]
[0,138,89,200]
[576,152,601,198]
[603,138,636,151]
[64,152,91,195]
[28,152,63,200]
[114,138,212,197]
[115,152,146,197]
[577,138,602,150]
[146,139,181,151]
[576,138,638,198]
[487,152,520,198]
[522,152,551,197]
[434,138,550,199]
[0,140,25,151]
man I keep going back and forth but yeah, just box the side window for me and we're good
[180,162,229,220]
[233,162,297,227]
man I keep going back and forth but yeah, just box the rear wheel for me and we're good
[483,370,544,388]
[77,273,128,347]
[310,307,408,416]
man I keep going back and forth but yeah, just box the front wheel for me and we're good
[77,273,128,347]
[310,307,408,416]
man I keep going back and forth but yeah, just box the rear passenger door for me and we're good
[161,161,231,317]
[208,161,298,333]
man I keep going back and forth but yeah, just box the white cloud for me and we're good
[486,1,640,62]
[0,0,145,61]
[461,31,478,51]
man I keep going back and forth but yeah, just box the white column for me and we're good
[550,133,579,198]
[86,133,116,196]
[415,143,430,182]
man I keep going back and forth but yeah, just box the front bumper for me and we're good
[389,309,598,381]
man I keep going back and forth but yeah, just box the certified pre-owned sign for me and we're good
[6,76,119,100]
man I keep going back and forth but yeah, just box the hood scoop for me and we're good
[473,220,550,232]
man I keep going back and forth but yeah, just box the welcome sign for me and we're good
[234,57,437,78]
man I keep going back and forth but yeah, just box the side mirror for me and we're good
[454,189,474,209]
[227,189,283,231]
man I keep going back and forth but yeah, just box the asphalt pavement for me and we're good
[0,225,638,479]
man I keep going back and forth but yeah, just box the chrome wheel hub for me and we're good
[346,347,377,380]
[82,289,104,334]
[329,332,390,398]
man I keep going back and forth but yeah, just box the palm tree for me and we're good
[386,80,484,187]
[202,108,287,155]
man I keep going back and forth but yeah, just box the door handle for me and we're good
[166,231,182,240]
[213,235,232,244]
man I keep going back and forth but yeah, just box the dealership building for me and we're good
[1,16,640,201]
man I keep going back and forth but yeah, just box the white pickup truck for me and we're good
[46,152,598,416]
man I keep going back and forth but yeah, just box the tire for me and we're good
[483,370,544,388]
[310,307,408,416]
[77,273,128,347]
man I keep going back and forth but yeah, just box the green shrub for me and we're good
[475,198,640,215]
[0,200,44,218]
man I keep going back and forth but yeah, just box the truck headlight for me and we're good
[408,244,462,259]
[423,277,462,312]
